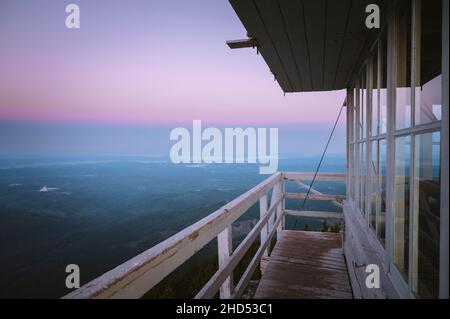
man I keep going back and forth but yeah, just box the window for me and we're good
[378,139,387,246]
[380,35,388,134]
[368,37,387,243]
[395,1,412,130]
[370,140,378,230]
[394,135,411,280]
[346,0,444,297]
[351,144,356,199]
[354,87,359,142]
[371,52,379,137]
[414,0,442,125]
[392,0,442,297]
[360,69,367,139]
[368,137,387,247]
[359,142,366,215]
[369,49,380,230]
[354,142,359,204]
[412,132,440,298]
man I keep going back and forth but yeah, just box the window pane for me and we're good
[414,0,442,125]
[370,140,378,230]
[380,35,388,134]
[378,139,387,246]
[371,51,379,137]
[353,143,359,204]
[351,144,356,199]
[395,1,412,130]
[354,87,359,141]
[415,75,442,125]
[413,132,440,298]
[352,88,357,142]
[360,70,367,138]
[394,135,411,279]
[359,142,366,215]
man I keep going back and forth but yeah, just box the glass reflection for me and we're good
[413,132,440,298]
[378,139,387,246]
[394,135,411,279]
[395,1,412,130]
[414,0,442,125]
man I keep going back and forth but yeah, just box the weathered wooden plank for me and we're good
[271,246,345,261]
[267,255,348,272]
[270,233,346,266]
[270,248,345,264]
[217,226,233,298]
[285,193,345,202]
[279,230,342,240]
[256,280,353,299]
[284,209,344,220]
[282,172,346,182]
[260,263,352,292]
[271,182,284,237]
[259,195,269,259]
[254,230,352,299]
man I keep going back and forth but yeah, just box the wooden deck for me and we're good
[255,230,353,299]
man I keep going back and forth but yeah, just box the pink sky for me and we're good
[0,0,346,126]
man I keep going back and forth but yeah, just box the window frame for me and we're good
[345,0,447,298]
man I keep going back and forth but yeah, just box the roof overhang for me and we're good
[229,0,386,93]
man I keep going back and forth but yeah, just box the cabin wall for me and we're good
[344,0,448,299]
[343,201,400,298]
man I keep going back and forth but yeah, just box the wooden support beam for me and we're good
[260,194,269,262]
[271,182,284,237]
[226,38,256,49]
[217,226,233,299]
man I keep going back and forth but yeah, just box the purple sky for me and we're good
[0,0,346,155]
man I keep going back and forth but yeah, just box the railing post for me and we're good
[271,180,284,239]
[259,194,269,258]
[217,226,233,298]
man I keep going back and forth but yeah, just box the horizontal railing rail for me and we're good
[284,172,346,210]
[64,171,345,299]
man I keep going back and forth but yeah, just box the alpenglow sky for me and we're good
[0,0,346,156]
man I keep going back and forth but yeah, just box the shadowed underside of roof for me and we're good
[229,0,386,93]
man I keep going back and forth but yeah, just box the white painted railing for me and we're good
[63,172,345,299]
